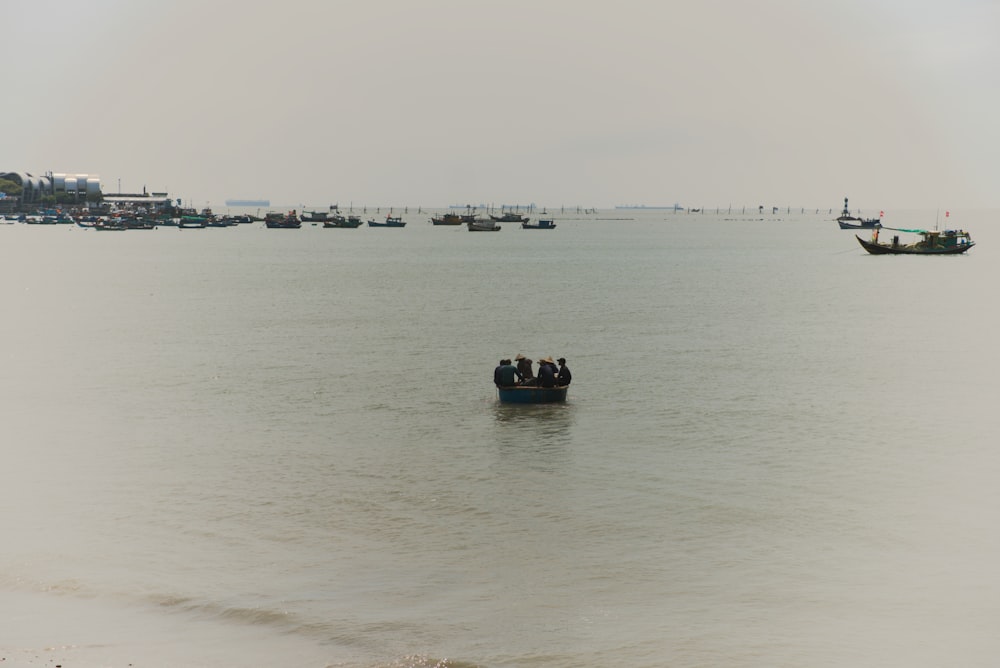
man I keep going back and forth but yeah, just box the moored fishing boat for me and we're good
[265,211,301,228]
[301,207,338,223]
[856,226,974,255]
[467,219,500,231]
[431,213,465,225]
[369,215,406,227]
[323,214,363,228]
[94,217,128,231]
[497,385,568,404]
[836,197,880,229]
[522,219,556,229]
[125,218,156,229]
[490,212,530,223]
[178,215,208,229]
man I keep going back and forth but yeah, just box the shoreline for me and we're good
[2,588,336,668]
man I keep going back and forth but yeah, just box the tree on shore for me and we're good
[0,178,23,197]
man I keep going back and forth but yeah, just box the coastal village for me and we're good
[0,169,555,230]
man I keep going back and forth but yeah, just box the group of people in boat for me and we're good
[494,354,571,389]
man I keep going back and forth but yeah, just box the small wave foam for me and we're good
[373,657,482,668]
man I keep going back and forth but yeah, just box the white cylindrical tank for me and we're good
[86,177,101,194]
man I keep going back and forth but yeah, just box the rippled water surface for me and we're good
[2,210,1000,667]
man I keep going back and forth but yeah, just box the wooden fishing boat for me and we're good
[856,227,974,255]
[301,209,335,223]
[178,216,208,229]
[490,212,530,223]
[369,215,406,227]
[497,385,568,404]
[263,212,301,228]
[431,213,466,225]
[94,218,128,231]
[522,219,556,229]
[837,197,880,229]
[323,214,363,228]
[467,219,500,231]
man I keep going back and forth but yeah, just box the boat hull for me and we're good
[838,219,879,229]
[855,235,974,255]
[497,386,568,403]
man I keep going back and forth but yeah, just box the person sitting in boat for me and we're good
[515,354,535,385]
[537,357,557,388]
[494,359,523,388]
[557,357,571,386]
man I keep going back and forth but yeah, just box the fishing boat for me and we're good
[497,385,568,404]
[264,211,301,228]
[490,212,530,223]
[94,218,128,231]
[125,218,156,230]
[323,214,363,228]
[301,208,336,223]
[368,215,406,227]
[856,226,974,255]
[178,216,208,229]
[837,197,881,229]
[431,213,468,225]
[522,219,556,229]
[467,219,500,231]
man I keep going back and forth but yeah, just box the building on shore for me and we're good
[102,191,174,213]
[0,170,101,206]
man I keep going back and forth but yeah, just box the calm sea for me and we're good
[2,209,999,667]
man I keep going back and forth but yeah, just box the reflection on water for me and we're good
[490,400,576,465]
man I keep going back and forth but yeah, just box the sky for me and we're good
[3,0,999,211]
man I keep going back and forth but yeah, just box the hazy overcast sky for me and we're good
[4,0,998,210]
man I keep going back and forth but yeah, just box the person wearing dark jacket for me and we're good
[514,353,534,384]
[557,357,571,386]
[494,359,523,387]
[494,360,505,388]
[537,356,557,388]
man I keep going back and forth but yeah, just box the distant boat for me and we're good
[125,218,156,230]
[856,226,974,255]
[368,215,406,227]
[301,210,331,223]
[178,216,207,229]
[837,197,880,229]
[301,206,341,223]
[225,199,270,207]
[323,214,363,228]
[522,219,556,229]
[264,211,301,228]
[497,385,568,404]
[467,219,500,231]
[431,213,464,225]
[94,218,128,231]
[490,212,530,223]
[432,210,478,225]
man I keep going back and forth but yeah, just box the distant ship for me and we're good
[225,199,270,207]
[615,204,684,211]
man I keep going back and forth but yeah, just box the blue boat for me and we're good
[497,386,568,404]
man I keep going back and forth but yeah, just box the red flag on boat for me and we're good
[880,210,884,217]
[946,211,950,217]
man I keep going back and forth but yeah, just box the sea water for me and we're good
[2,210,1000,667]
